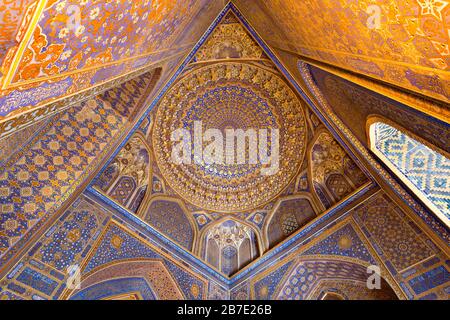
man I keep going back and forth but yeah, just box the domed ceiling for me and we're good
[92,11,370,276]
[152,61,307,212]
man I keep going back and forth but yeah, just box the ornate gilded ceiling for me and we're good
[150,12,308,213]
[153,62,307,212]
[0,0,224,139]
[234,0,450,104]
[195,17,263,60]
[91,11,372,277]
[0,1,448,301]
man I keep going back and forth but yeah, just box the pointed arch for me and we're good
[308,127,369,210]
[197,217,262,276]
[140,196,198,251]
[272,256,400,300]
[262,194,320,249]
[96,131,152,213]
[67,260,183,300]
[197,216,263,256]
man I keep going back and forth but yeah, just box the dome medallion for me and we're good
[153,62,307,212]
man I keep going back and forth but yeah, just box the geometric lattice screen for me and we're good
[370,122,450,227]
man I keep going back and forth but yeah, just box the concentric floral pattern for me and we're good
[153,62,307,212]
